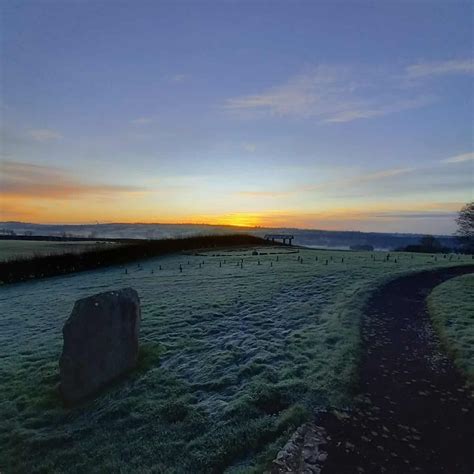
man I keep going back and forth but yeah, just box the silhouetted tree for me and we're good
[456,202,474,253]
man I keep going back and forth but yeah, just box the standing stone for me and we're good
[60,288,141,404]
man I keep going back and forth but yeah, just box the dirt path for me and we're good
[272,266,474,473]
[317,265,474,473]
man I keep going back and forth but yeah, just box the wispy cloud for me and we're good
[242,142,257,152]
[224,65,434,123]
[131,117,154,125]
[238,190,292,198]
[374,211,457,219]
[0,161,144,199]
[27,128,62,142]
[441,151,474,164]
[224,66,345,118]
[164,74,187,83]
[405,59,474,79]
[308,167,415,192]
[348,167,414,182]
[323,162,472,199]
[237,166,415,199]
[324,97,433,123]
[171,74,187,83]
[236,156,470,203]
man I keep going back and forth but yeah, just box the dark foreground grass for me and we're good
[0,234,270,284]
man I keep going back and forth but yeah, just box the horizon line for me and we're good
[0,220,457,238]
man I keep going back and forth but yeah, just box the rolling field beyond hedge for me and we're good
[0,240,109,262]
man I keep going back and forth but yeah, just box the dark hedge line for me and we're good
[0,234,272,284]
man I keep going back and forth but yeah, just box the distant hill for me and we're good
[0,221,459,251]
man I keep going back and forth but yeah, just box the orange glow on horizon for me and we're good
[197,213,263,228]
[1,159,464,233]
[0,194,463,233]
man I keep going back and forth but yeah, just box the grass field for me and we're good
[0,240,111,262]
[0,247,471,473]
[428,273,474,385]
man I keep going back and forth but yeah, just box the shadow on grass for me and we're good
[5,342,165,416]
[60,342,164,409]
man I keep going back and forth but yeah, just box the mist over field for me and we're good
[0,221,460,252]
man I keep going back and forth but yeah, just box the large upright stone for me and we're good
[59,288,141,404]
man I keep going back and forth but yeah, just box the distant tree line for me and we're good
[397,235,451,254]
[350,244,374,251]
[397,202,474,254]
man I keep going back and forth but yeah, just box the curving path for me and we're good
[317,265,474,473]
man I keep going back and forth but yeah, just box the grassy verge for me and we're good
[427,273,474,385]
[0,234,271,284]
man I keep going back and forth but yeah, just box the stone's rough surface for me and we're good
[60,288,141,404]
[270,422,328,473]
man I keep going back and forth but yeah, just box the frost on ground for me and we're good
[428,273,474,384]
[0,247,471,473]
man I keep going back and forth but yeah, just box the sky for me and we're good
[1,0,473,234]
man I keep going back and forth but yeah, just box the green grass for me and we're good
[0,240,107,262]
[0,247,472,473]
[428,273,474,385]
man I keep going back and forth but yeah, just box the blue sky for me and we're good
[1,0,473,233]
